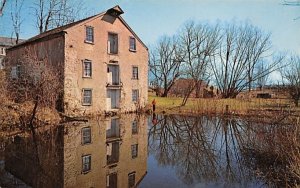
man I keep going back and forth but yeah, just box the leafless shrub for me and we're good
[2,49,63,129]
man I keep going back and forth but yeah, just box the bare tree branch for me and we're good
[10,0,24,44]
[0,0,6,16]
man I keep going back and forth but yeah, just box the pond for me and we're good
[0,114,297,187]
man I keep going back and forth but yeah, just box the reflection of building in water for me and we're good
[5,115,148,188]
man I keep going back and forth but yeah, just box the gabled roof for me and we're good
[9,5,147,50]
[8,13,102,50]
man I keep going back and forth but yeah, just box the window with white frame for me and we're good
[82,155,91,173]
[129,37,136,51]
[131,144,138,159]
[85,26,94,43]
[132,66,138,80]
[132,89,139,102]
[82,127,91,144]
[83,60,92,77]
[82,89,92,105]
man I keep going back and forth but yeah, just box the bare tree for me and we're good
[33,0,84,33]
[211,23,282,98]
[149,36,182,97]
[10,0,24,44]
[178,21,221,105]
[281,55,300,107]
[0,0,6,16]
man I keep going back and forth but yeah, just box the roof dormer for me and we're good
[106,5,124,17]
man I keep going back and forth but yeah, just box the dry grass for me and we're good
[148,92,298,116]
[242,116,300,187]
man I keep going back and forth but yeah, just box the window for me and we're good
[107,64,120,85]
[132,120,138,134]
[11,65,21,79]
[106,119,120,139]
[132,66,138,80]
[107,142,119,164]
[82,127,91,144]
[82,89,92,105]
[108,33,118,54]
[107,173,117,188]
[128,172,136,188]
[131,144,138,158]
[129,37,136,51]
[83,60,92,77]
[0,59,3,70]
[132,89,139,102]
[82,155,91,173]
[85,26,94,43]
[16,65,21,78]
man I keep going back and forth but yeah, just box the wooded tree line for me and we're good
[150,21,300,106]
[150,21,283,98]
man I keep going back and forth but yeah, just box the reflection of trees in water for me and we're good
[4,125,64,187]
[241,120,300,187]
[148,115,258,186]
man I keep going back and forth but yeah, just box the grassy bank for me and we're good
[148,93,299,117]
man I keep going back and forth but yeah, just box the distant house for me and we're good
[0,37,25,69]
[169,78,215,98]
[5,5,148,115]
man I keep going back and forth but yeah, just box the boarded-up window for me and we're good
[108,64,119,85]
[107,142,119,164]
[107,173,117,188]
[106,119,120,139]
[108,33,118,54]
[129,37,136,51]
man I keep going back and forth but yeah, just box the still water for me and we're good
[0,114,289,187]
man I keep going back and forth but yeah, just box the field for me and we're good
[147,91,299,117]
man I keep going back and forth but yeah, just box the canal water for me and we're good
[0,114,293,187]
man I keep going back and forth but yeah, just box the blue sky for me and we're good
[0,0,299,54]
